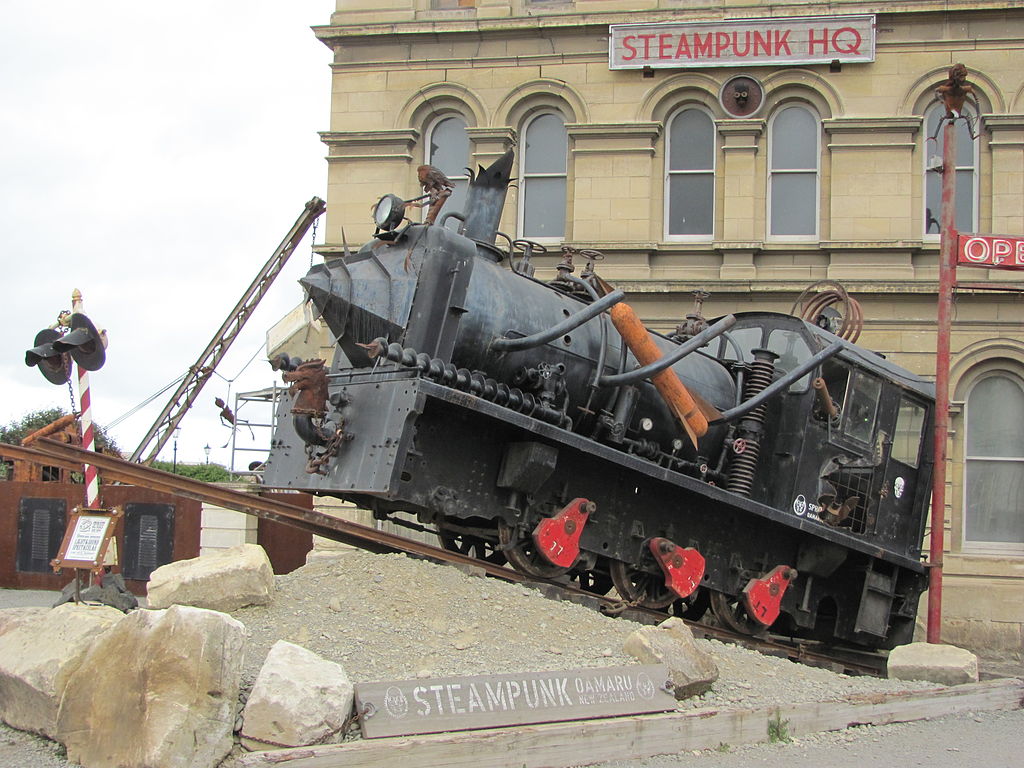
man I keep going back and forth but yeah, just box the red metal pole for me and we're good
[928,116,958,644]
[71,289,100,509]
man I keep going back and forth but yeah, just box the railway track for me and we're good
[3,438,887,677]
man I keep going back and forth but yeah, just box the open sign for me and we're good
[957,234,1024,270]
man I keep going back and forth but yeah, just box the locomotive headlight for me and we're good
[373,194,406,232]
[640,417,654,432]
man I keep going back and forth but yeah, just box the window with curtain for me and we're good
[520,112,567,239]
[768,105,820,238]
[964,373,1024,549]
[923,103,978,237]
[665,108,715,238]
[426,115,471,228]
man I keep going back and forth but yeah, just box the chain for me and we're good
[309,217,319,267]
[56,314,78,416]
[66,374,78,416]
[600,596,646,616]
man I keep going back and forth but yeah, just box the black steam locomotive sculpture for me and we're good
[265,151,934,650]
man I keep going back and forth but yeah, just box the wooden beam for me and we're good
[237,678,1023,768]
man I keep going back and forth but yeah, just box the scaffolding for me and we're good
[227,385,282,477]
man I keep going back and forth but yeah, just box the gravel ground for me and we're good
[231,551,935,712]
[0,551,1019,768]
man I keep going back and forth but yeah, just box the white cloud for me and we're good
[0,1,334,467]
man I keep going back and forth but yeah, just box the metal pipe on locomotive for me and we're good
[264,151,935,650]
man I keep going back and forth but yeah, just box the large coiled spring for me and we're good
[791,280,863,343]
[375,341,573,430]
[726,349,777,496]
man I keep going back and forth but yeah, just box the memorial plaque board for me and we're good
[355,664,675,739]
[51,506,121,571]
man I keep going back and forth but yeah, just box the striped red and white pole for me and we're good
[71,288,100,508]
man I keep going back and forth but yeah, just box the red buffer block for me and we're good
[742,565,798,627]
[648,537,705,599]
[532,498,595,568]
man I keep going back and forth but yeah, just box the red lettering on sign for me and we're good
[832,27,862,54]
[622,35,637,61]
[693,32,713,57]
[732,31,751,56]
[637,34,655,59]
[775,30,792,55]
[808,28,829,55]
[753,30,772,56]
[715,31,730,57]
[658,33,673,59]
[675,34,691,59]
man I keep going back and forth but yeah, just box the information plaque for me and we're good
[51,506,121,572]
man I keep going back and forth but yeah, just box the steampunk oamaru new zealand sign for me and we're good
[355,664,676,738]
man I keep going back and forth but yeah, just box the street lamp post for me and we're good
[172,427,181,473]
[204,444,211,464]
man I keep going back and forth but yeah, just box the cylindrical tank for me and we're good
[450,253,736,459]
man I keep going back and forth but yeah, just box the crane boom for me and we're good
[131,196,326,464]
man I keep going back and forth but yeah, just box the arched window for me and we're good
[964,373,1024,550]
[425,115,470,228]
[923,102,979,237]
[519,112,567,239]
[768,105,820,239]
[665,108,715,239]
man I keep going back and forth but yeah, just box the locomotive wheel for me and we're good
[609,560,677,610]
[672,586,710,620]
[709,590,763,635]
[575,569,614,596]
[497,520,571,580]
[438,531,507,566]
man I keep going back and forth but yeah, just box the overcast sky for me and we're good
[0,2,335,468]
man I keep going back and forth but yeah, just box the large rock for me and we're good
[56,604,246,768]
[623,617,719,699]
[887,642,979,686]
[147,543,274,612]
[0,603,123,738]
[0,606,48,637]
[240,640,354,750]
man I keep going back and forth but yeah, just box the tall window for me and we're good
[426,115,470,228]
[923,103,978,237]
[964,373,1024,550]
[665,108,715,238]
[520,112,567,239]
[768,105,820,238]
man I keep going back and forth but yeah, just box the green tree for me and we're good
[0,407,121,454]
[150,460,237,483]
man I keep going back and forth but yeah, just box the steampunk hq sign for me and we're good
[355,665,676,738]
[609,15,876,69]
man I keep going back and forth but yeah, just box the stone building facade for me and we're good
[281,0,1024,660]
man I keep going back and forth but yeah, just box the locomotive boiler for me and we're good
[264,151,934,650]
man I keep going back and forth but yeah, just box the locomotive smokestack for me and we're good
[460,149,514,246]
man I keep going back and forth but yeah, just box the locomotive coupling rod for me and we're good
[490,289,625,352]
[710,340,843,425]
[599,314,737,387]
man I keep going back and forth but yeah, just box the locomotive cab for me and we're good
[705,312,934,559]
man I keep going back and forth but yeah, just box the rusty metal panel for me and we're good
[355,665,675,739]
